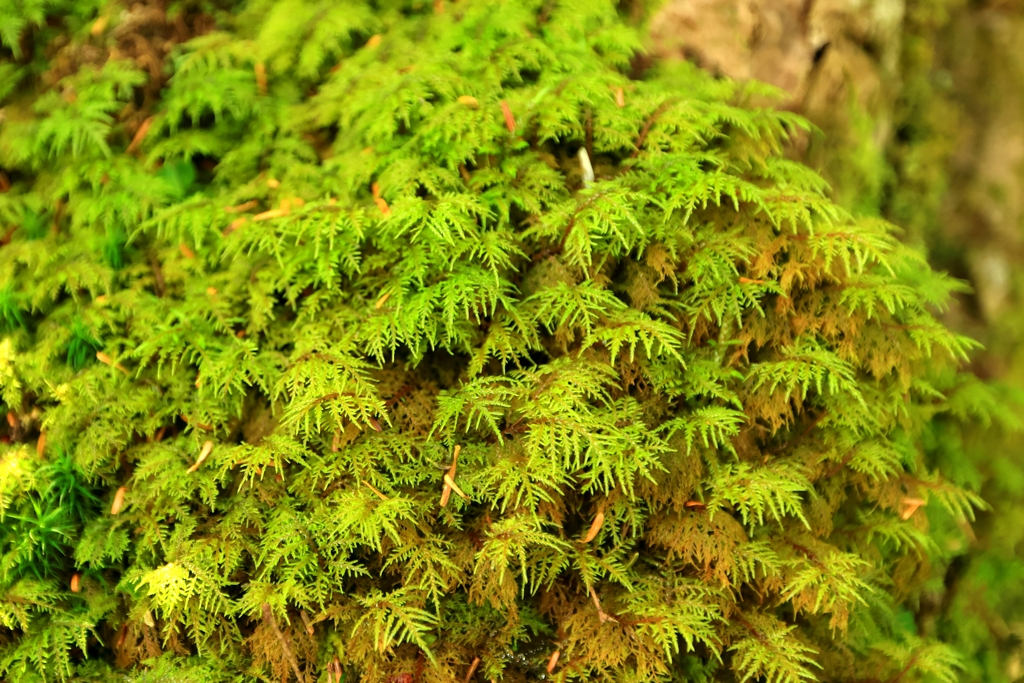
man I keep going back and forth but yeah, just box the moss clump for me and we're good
[0,1,998,682]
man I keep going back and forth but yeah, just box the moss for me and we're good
[0,1,1002,681]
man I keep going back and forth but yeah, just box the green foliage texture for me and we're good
[879,0,1024,679]
[0,1,1009,682]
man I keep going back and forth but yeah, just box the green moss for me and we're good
[0,1,1001,681]
[65,318,101,371]
[0,285,26,332]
